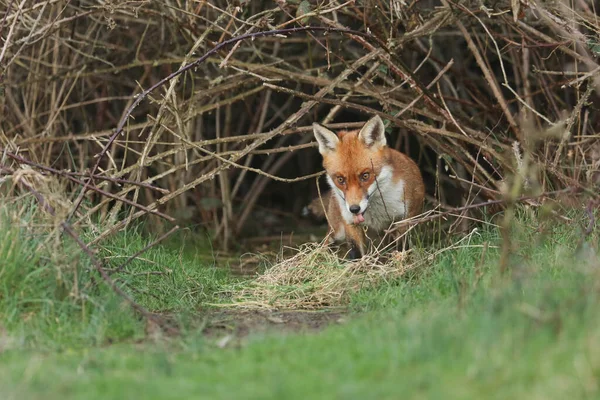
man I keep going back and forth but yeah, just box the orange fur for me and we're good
[312,116,425,258]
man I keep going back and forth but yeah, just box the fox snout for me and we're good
[345,193,369,224]
[347,197,368,215]
[348,203,366,224]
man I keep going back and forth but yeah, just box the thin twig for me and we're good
[113,226,180,273]
[4,152,175,222]
[5,151,168,192]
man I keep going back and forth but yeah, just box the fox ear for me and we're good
[312,123,339,155]
[358,116,386,148]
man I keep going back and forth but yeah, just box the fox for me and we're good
[311,115,425,259]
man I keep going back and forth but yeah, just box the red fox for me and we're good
[311,116,425,259]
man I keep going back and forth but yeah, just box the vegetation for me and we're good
[0,1,599,398]
[1,203,599,399]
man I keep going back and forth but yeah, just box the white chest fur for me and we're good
[328,166,408,231]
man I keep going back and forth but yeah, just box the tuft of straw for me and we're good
[9,166,73,222]
[228,243,413,310]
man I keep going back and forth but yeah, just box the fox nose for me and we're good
[349,205,361,214]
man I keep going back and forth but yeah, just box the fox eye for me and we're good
[360,172,370,181]
[336,176,346,185]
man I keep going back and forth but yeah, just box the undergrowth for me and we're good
[0,202,230,349]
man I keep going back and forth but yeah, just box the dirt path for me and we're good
[201,309,347,340]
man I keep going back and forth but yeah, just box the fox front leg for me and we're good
[344,223,366,260]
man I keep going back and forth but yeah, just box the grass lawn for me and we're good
[0,207,599,399]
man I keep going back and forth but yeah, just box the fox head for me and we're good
[312,116,388,224]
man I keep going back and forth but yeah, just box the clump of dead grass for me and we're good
[228,243,414,310]
[0,166,76,236]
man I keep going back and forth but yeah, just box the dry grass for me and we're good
[0,165,76,234]
[222,225,492,310]
[223,242,414,309]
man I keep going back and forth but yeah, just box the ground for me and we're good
[0,206,599,399]
[201,309,347,340]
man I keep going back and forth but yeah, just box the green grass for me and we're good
[1,206,599,399]
[0,208,230,349]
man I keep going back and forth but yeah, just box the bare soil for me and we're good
[201,309,347,339]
